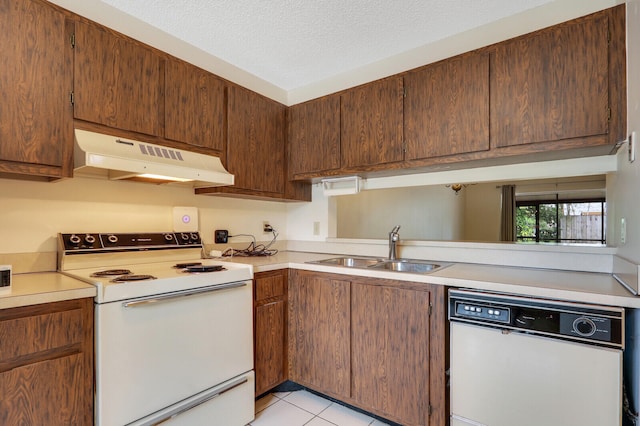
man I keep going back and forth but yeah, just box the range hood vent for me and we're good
[73,129,234,187]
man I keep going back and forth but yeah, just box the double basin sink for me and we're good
[308,256,447,274]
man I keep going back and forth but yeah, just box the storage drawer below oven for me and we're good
[128,371,255,426]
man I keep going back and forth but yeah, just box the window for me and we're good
[516,199,606,244]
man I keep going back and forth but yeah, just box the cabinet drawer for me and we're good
[0,305,84,362]
[255,272,286,301]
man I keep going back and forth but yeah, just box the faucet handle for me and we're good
[390,225,401,234]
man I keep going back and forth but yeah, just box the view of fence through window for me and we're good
[516,199,606,244]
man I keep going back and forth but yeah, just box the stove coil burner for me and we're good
[91,269,132,277]
[110,274,157,283]
[174,262,202,269]
[182,265,225,273]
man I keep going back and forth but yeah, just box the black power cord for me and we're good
[222,229,279,257]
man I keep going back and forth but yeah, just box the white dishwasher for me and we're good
[449,289,624,426]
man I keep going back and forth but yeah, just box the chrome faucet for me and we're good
[388,225,401,260]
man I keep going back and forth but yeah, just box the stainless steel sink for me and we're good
[310,256,384,268]
[368,259,443,273]
[308,256,447,274]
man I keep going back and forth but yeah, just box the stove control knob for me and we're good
[573,317,596,337]
[68,234,81,246]
[180,233,189,241]
[84,234,96,244]
[107,235,118,244]
[190,233,199,241]
[164,233,174,241]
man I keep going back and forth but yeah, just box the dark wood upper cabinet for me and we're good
[0,0,73,178]
[340,77,404,168]
[404,51,490,160]
[224,85,286,194]
[73,20,162,137]
[164,58,226,153]
[490,9,612,148]
[288,95,341,178]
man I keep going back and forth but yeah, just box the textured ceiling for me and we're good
[98,0,553,91]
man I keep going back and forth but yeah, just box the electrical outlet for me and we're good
[263,221,273,234]
[214,230,228,244]
[313,221,320,236]
[629,132,636,163]
[621,218,626,245]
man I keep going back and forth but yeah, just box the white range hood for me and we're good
[73,129,234,187]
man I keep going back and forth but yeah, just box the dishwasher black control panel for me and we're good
[449,289,624,349]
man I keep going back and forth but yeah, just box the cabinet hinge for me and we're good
[402,88,407,98]
[607,107,611,121]
[69,91,74,106]
[402,140,407,153]
[70,33,75,48]
[428,302,433,316]
[428,404,433,416]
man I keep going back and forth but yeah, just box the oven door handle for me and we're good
[122,281,247,308]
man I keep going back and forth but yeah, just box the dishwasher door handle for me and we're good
[122,281,247,308]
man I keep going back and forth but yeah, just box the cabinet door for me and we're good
[405,52,489,160]
[255,301,286,395]
[0,354,91,425]
[490,12,609,148]
[0,298,93,425]
[227,85,285,194]
[254,270,287,396]
[165,59,226,152]
[0,0,72,176]
[288,270,350,398]
[73,21,162,136]
[341,77,404,168]
[351,283,431,426]
[288,95,340,177]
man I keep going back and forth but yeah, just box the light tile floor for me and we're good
[250,390,390,426]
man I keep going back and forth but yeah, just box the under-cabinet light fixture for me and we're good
[321,176,362,196]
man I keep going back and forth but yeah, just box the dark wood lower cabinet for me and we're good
[288,270,446,426]
[288,270,351,399]
[254,270,288,396]
[351,282,432,425]
[0,298,94,425]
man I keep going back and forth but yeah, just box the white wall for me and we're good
[333,186,464,240]
[613,0,640,263]
[0,176,288,253]
[464,183,502,242]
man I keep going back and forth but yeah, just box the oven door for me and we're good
[95,281,254,426]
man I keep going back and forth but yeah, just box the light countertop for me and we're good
[2,251,638,310]
[220,251,640,308]
[0,272,97,310]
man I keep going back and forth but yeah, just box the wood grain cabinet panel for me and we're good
[288,270,351,399]
[225,85,285,194]
[490,11,610,148]
[404,51,490,160]
[288,270,447,426]
[288,95,341,178]
[164,58,226,152]
[341,77,404,168]
[254,270,288,395]
[0,298,94,426]
[0,0,73,178]
[73,20,162,137]
[351,283,432,425]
